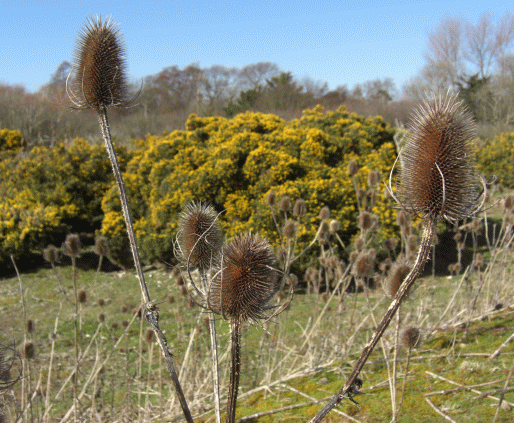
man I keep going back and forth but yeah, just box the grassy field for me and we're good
[1,223,513,423]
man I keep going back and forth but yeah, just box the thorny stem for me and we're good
[310,220,435,422]
[227,320,241,423]
[97,108,193,423]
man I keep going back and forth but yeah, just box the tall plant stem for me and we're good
[310,220,435,422]
[97,108,193,423]
[227,320,241,423]
[200,271,222,423]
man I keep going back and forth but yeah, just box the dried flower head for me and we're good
[397,93,479,222]
[62,234,81,258]
[77,290,87,303]
[384,261,410,299]
[26,319,34,333]
[266,190,277,206]
[352,250,376,278]
[348,160,359,177]
[400,326,421,348]
[97,298,105,307]
[178,202,222,271]
[329,219,340,233]
[358,211,374,231]
[279,196,291,212]
[98,313,105,322]
[43,245,58,263]
[94,236,109,257]
[208,233,278,322]
[145,329,154,343]
[23,342,35,360]
[367,170,381,189]
[282,220,298,239]
[293,198,307,217]
[69,15,129,110]
[319,206,330,220]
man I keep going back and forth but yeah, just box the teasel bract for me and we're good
[68,15,193,422]
[208,232,280,423]
[311,92,485,422]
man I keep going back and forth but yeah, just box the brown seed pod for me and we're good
[351,250,376,278]
[397,93,479,222]
[329,219,340,233]
[383,237,398,251]
[98,313,105,322]
[43,245,58,263]
[367,170,381,188]
[354,237,365,252]
[70,15,130,110]
[358,211,373,231]
[63,234,81,258]
[293,198,307,217]
[178,202,222,272]
[121,319,129,328]
[208,233,278,322]
[97,298,105,307]
[319,206,330,220]
[145,329,154,343]
[384,261,410,299]
[282,220,298,239]
[94,236,109,257]
[266,190,277,206]
[348,160,359,177]
[168,294,175,304]
[111,322,119,330]
[279,196,291,212]
[400,326,421,348]
[77,290,87,303]
[23,342,35,360]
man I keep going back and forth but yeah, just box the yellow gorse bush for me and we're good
[100,106,398,265]
[475,132,514,188]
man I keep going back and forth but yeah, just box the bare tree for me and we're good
[238,62,280,90]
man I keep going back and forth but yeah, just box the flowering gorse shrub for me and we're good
[475,132,514,188]
[0,129,25,152]
[0,137,127,268]
[101,106,398,265]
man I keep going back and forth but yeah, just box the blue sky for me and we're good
[1,0,512,94]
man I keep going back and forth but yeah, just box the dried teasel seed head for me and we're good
[293,198,307,217]
[329,219,340,233]
[98,313,105,322]
[70,15,130,110]
[504,195,513,211]
[122,319,129,328]
[279,195,291,212]
[23,342,35,360]
[407,235,418,252]
[208,233,279,322]
[400,327,421,348]
[77,290,87,303]
[43,245,58,263]
[266,190,277,206]
[348,160,359,177]
[94,236,109,257]
[319,206,330,220]
[354,237,365,252]
[349,251,359,263]
[26,319,34,333]
[178,202,222,272]
[97,298,105,307]
[180,286,188,296]
[367,170,381,189]
[282,220,298,239]
[351,250,376,278]
[168,294,175,304]
[318,220,330,237]
[384,261,410,298]
[453,262,462,273]
[145,329,154,343]
[398,93,479,222]
[111,322,119,330]
[63,234,81,258]
[383,237,398,251]
[287,273,298,287]
[358,211,374,231]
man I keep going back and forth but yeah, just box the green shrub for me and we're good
[0,129,25,151]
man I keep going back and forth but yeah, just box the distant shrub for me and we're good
[101,106,397,265]
[0,137,127,269]
[0,129,25,151]
[476,132,514,188]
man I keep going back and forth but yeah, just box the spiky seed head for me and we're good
[26,319,34,333]
[178,202,222,272]
[287,273,299,287]
[188,298,195,308]
[358,211,373,231]
[279,196,291,212]
[70,15,129,110]
[349,251,359,263]
[453,262,462,273]
[208,233,278,322]
[354,237,365,252]
[111,322,119,330]
[318,220,330,237]
[43,245,58,263]
[94,236,109,256]
[348,160,359,177]
[383,237,398,251]
[293,198,307,217]
[352,250,375,278]
[63,234,81,258]
[448,263,455,273]
[145,329,154,343]
[367,170,381,188]
[168,294,175,304]
[398,93,479,222]
[180,286,187,296]
[319,206,330,220]
[384,261,410,299]
[77,290,87,303]
[23,342,35,360]
[0,351,11,382]
[407,235,418,252]
[282,220,297,239]
[266,190,277,206]
[177,274,185,285]
[122,319,129,328]
[120,305,128,313]
[504,195,513,211]
[98,313,105,322]
[400,326,421,348]
[365,190,377,209]
[97,298,105,307]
